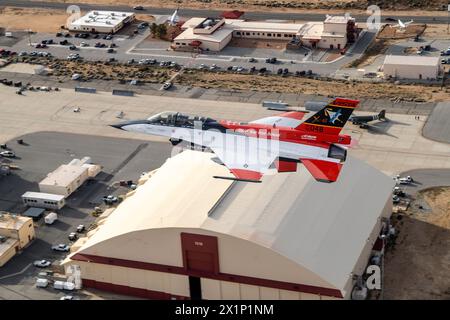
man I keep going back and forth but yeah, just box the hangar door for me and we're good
[181,233,219,274]
[181,233,220,300]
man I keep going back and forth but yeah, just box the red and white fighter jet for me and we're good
[111,97,359,183]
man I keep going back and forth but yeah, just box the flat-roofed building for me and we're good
[0,213,35,266]
[39,157,101,198]
[173,15,356,52]
[68,10,135,34]
[63,150,394,300]
[0,238,19,267]
[382,55,441,80]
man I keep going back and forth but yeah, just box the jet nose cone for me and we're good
[110,123,125,130]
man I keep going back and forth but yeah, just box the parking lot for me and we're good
[0,131,172,300]
[1,24,377,77]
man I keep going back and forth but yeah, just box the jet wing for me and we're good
[301,159,343,183]
[209,143,278,182]
[250,111,306,128]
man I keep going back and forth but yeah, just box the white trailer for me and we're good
[36,278,49,288]
[44,212,58,225]
[54,281,75,291]
[22,192,65,210]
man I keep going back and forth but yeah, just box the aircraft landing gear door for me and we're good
[189,276,202,300]
[181,233,220,300]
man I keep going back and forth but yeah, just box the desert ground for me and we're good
[384,187,450,299]
[0,7,154,33]
[176,70,449,102]
[0,7,68,33]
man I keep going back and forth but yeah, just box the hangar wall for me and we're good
[66,228,343,299]
[342,198,392,298]
[75,227,338,290]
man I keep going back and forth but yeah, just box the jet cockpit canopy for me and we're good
[147,112,213,127]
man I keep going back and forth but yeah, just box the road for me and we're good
[398,169,450,195]
[0,0,449,24]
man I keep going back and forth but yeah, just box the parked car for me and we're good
[33,260,51,268]
[394,175,414,184]
[76,225,85,233]
[59,39,69,45]
[71,73,82,80]
[69,45,77,50]
[363,72,377,78]
[248,57,256,62]
[80,42,89,47]
[162,81,172,90]
[36,278,49,288]
[68,232,78,241]
[392,195,400,204]
[0,151,15,158]
[55,32,63,37]
[18,51,27,56]
[102,195,118,204]
[138,22,149,29]
[67,53,80,61]
[133,5,144,10]
[107,48,115,53]
[277,68,283,75]
[393,186,406,197]
[51,244,70,252]
[60,295,75,300]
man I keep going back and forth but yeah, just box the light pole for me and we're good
[448,3,450,33]
[28,29,32,46]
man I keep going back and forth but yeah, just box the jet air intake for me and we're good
[328,144,347,162]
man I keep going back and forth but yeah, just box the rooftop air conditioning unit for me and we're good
[93,11,99,15]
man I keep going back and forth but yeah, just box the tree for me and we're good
[150,23,158,38]
[157,24,167,39]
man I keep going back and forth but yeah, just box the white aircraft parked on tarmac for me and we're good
[392,19,413,30]
[167,8,180,26]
